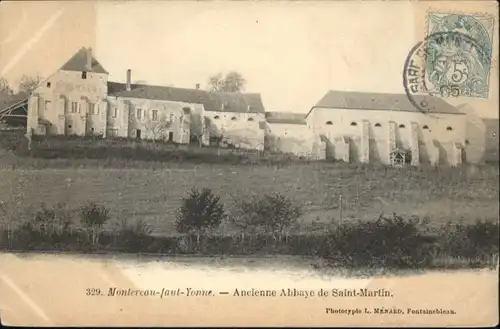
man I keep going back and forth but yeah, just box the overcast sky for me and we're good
[0,1,497,117]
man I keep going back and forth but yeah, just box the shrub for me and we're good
[112,218,154,252]
[80,202,110,245]
[319,213,433,269]
[175,188,225,249]
[437,220,499,260]
[232,193,302,242]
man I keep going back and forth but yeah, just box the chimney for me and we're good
[195,83,200,90]
[126,69,131,91]
[85,47,92,71]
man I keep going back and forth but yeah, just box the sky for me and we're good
[0,1,498,117]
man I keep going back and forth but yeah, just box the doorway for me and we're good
[136,129,141,140]
[168,131,174,141]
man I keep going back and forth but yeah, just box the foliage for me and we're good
[207,71,246,92]
[143,114,173,143]
[175,188,225,237]
[18,74,42,93]
[0,77,14,96]
[232,193,302,242]
[2,210,498,270]
[79,202,110,245]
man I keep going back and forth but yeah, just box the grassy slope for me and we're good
[1,161,498,235]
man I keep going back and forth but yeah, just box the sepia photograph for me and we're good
[0,0,498,326]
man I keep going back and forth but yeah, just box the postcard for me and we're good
[0,0,498,326]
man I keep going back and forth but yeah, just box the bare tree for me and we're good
[144,113,173,143]
[191,116,211,147]
[18,74,42,93]
[207,71,246,92]
[0,77,13,96]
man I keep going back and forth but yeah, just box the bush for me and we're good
[231,193,302,242]
[175,188,225,251]
[318,213,435,269]
[80,202,110,245]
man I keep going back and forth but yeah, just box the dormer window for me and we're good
[326,121,333,125]
[398,124,406,128]
[231,116,237,121]
[350,122,357,126]
[248,117,254,121]
[374,123,381,127]
[82,71,87,79]
[446,126,453,131]
[423,125,429,129]
[214,115,220,119]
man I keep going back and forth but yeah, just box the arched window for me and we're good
[423,125,429,129]
[326,121,333,125]
[350,122,357,126]
[231,116,237,121]
[248,117,254,121]
[398,124,405,128]
[374,123,381,127]
[446,126,453,131]
[214,115,220,119]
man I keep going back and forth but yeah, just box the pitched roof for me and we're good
[108,82,265,113]
[60,47,108,74]
[265,111,307,125]
[308,90,462,116]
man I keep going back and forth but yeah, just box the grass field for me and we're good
[1,160,498,235]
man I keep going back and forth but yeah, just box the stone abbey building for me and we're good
[4,47,495,166]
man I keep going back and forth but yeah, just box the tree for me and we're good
[233,193,302,242]
[80,202,110,245]
[144,113,173,143]
[0,77,13,96]
[175,188,225,249]
[207,71,246,92]
[18,74,42,93]
[190,116,210,147]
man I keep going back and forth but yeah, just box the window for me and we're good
[350,122,357,126]
[326,121,333,125]
[169,113,174,122]
[374,123,381,127]
[423,125,429,129]
[399,124,406,128]
[465,139,470,145]
[91,127,95,133]
[152,110,158,121]
[446,126,453,131]
[71,102,78,113]
[231,116,237,121]
[68,124,72,129]
[82,71,87,79]
[44,100,51,110]
[89,103,95,114]
[46,82,51,88]
[214,115,220,119]
[248,117,254,121]
[136,108,142,120]
[113,108,117,118]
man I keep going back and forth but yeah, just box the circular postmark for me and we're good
[403,30,492,113]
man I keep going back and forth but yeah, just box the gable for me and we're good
[60,47,108,74]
